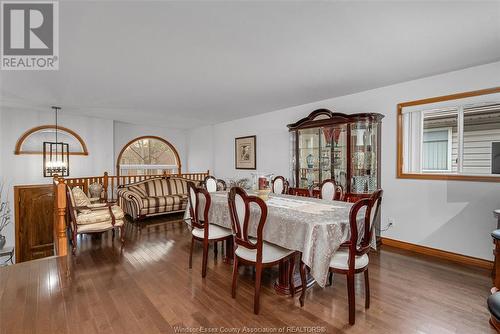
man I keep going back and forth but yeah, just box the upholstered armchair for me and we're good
[67,186,125,254]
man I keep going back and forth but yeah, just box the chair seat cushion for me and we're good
[329,249,369,270]
[493,229,500,240]
[489,292,500,320]
[76,206,125,225]
[77,219,124,233]
[235,241,294,264]
[192,225,232,240]
[139,203,187,216]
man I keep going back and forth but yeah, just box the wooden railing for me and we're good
[53,170,209,257]
[64,170,209,202]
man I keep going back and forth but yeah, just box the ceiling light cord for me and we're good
[52,106,61,152]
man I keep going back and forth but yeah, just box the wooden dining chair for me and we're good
[216,179,227,191]
[319,179,344,201]
[271,176,288,194]
[188,182,233,277]
[300,189,383,325]
[204,176,218,193]
[228,187,304,314]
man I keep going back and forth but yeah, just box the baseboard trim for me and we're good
[380,237,493,270]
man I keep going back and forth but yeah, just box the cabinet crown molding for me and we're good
[287,109,384,130]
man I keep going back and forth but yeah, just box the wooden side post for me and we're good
[54,177,68,257]
[103,172,109,202]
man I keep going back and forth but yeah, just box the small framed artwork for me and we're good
[235,135,256,170]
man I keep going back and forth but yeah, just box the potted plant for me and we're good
[0,183,11,250]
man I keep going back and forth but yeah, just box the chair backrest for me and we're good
[347,189,383,260]
[204,176,218,193]
[68,180,89,196]
[335,184,345,201]
[166,177,189,195]
[228,187,268,262]
[320,179,343,201]
[364,189,383,248]
[216,179,227,191]
[188,182,212,236]
[271,176,287,194]
[123,177,189,197]
[66,185,78,225]
[188,182,204,228]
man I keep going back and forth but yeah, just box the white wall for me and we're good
[0,107,115,249]
[0,107,3,181]
[113,121,189,173]
[187,61,500,260]
[187,124,214,174]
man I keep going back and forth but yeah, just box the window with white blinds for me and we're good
[422,129,451,171]
[400,90,500,177]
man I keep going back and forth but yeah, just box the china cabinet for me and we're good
[287,109,384,202]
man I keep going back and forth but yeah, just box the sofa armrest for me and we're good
[118,190,143,207]
[117,189,144,219]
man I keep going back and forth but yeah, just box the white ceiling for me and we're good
[1,1,500,129]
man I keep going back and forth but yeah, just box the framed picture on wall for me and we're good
[235,135,256,170]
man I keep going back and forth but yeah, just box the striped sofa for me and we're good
[117,177,194,220]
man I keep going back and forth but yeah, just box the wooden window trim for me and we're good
[15,125,89,156]
[397,87,500,182]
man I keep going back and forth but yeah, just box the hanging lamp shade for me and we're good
[43,106,70,177]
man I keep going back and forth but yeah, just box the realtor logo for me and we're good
[1,1,59,70]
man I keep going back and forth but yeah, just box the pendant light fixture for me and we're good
[43,106,70,177]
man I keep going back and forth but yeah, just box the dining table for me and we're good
[184,191,368,294]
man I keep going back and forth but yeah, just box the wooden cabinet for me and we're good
[15,185,55,262]
[287,109,384,201]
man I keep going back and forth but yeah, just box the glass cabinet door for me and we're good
[350,122,378,193]
[298,128,320,187]
[322,125,347,190]
[296,125,348,189]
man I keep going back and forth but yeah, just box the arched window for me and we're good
[117,136,181,176]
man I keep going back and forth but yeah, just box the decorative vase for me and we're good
[89,183,103,199]
[353,151,365,170]
[258,176,269,190]
[306,154,314,168]
[321,154,330,171]
[364,151,373,170]
[0,235,5,250]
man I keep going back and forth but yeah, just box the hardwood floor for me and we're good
[0,214,494,334]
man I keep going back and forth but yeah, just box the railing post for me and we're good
[54,177,68,257]
[103,172,109,202]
